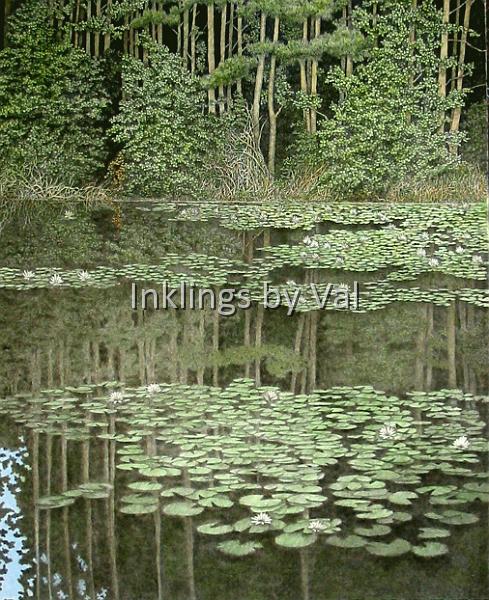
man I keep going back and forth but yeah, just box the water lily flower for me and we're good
[49,273,63,286]
[336,283,349,291]
[109,391,124,405]
[453,435,470,450]
[416,248,427,257]
[428,257,439,268]
[263,390,279,403]
[308,519,327,533]
[379,424,397,439]
[323,241,331,249]
[147,383,161,394]
[300,252,308,260]
[455,246,465,254]
[472,255,483,265]
[286,280,297,287]
[63,210,75,220]
[78,270,91,281]
[303,236,312,246]
[420,232,430,241]
[251,512,272,526]
[22,270,35,280]
[312,253,320,261]
[309,239,319,249]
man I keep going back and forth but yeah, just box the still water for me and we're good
[0,201,487,599]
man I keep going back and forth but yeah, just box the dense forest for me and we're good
[0,0,487,207]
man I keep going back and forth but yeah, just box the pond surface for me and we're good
[0,201,488,599]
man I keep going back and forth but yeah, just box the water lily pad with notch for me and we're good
[275,532,316,548]
[326,535,366,549]
[412,542,449,558]
[163,501,204,517]
[217,540,263,557]
[367,539,411,557]
[197,521,234,536]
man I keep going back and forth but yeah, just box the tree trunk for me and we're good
[346,2,353,76]
[300,19,311,132]
[190,4,197,74]
[207,4,217,114]
[252,12,267,144]
[438,0,450,130]
[267,16,280,175]
[218,4,228,114]
[310,17,321,134]
[449,0,473,152]
[227,1,235,107]
[237,11,243,94]
[183,8,190,68]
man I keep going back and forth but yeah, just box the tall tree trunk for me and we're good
[237,8,244,95]
[300,19,311,132]
[190,4,197,74]
[183,7,190,68]
[346,1,353,76]
[227,1,235,107]
[438,0,450,131]
[310,16,321,134]
[94,0,101,56]
[218,4,228,114]
[267,16,280,175]
[252,12,267,144]
[207,3,217,114]
[449,0,474,152]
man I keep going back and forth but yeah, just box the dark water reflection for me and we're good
[0,205,488,599]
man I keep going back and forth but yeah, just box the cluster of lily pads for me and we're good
[2,380,487,560]
[3,200,486,310]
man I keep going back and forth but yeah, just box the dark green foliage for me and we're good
[111,40,214,198]
[0,0,110,185]
[314,1,460,196]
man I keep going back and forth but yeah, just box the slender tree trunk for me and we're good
[227,1,235,107]
[207,3,217,113]
[449,0,474,152]
[237,11,243,94]
[267,16,280,175]
[300,19,311,132]
[252,12,267,144]
[450,0,461,92]
[218,4,228,114]
[310,16,321,134]
[190,4,197,74]
[438,0,450,131]
[94,0,102,56]
[183,7,190,68]
[346,2,353,76]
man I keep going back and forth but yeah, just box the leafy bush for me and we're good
[110,40,213,198]
[314,1,460,197]
[0,0,110,185]
[462,101,488,170]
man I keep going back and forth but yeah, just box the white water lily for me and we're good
[22,270,35,280]
[428,257,439,268]
[49,273,63,286]
[308,519,327,533]
[336,283,349,291]
[323,241,331,249]
[63,210,75,220]
[263,390,279,403]
[309,239,319,249]
[303,236,312,246]
[416,248,427,257]
[379,424,397,439]
[420,232,430,241]
[312,253,320,261]
[251,512,272,526]
[472,255,483,265]
[109,390,124,404]
[286,280,297,287]
[78,270,91,281]
[453,435,470,450]
[147,383,161,394]
[455,246,465,254]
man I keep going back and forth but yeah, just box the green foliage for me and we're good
[0,0,110,185]
[462,101,488,170]
[314,1,460,197]
[111,40,214,198]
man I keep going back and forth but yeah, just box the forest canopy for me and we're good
[0,0,486,202]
